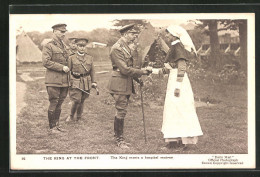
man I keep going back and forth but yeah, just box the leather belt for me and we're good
[72,72,89,79]
[80,73,89,77]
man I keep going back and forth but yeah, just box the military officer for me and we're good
[67,38,97,122]
[68,37,77,56]
[42,24,70,133]
[107,24,152,149]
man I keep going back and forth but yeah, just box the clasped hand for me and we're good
[63,66,70,73]
[142,66,153,75]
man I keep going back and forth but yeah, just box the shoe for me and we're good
[56,126,67,132]
[48,128,60,134]
[66,116,74,122]
[117,141,130,149]
[161,142,180,150]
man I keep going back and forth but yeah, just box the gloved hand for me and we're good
[63,66,70,73]
[91,83,97,88]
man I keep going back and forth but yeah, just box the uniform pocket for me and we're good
[53,51,65,63]
[71,78,80,88]
[110,76,127,92]
[45,70,62,84]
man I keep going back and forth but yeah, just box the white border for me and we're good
[10,13,255,170]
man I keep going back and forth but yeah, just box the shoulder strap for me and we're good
[118,41,131,57]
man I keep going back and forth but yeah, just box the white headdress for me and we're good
[166,25,197,54]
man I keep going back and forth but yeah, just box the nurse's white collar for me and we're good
[171,39,181,46]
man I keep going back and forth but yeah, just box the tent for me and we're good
[16,31,42,63]
[136,23,169,68]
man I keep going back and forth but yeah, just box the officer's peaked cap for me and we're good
[119,24,138,34]
[75,38,89,46]
[52,24,67,32]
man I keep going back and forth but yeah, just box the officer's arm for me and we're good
[90,57,96,83]
[42,44,65,72]
[111,48,145,78]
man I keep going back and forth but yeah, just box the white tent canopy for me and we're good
[16,31,42,63]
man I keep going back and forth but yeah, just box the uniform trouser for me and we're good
[111,94,130,142]
[112,94,130,119]
[47,86,68,128]
[69,88,89,120]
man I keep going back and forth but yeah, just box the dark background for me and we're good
[1,0,260,176]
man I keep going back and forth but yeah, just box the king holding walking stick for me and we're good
[107,24,152,149]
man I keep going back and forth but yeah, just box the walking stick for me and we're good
[140,84,147,143]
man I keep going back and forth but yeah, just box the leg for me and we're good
[112,94,129,148]
[55,87,68,126]
[46,87,60,130]
[77,92,89,120]
[67,88,81,122]
[69,101,79,121]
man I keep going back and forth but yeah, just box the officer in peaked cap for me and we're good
[75,38,89,46]
[118,23,139,34]
[68,37,77,56]
[107,24,152,149]
[52,24,67,32]
[42,23,70,134]
[66,37,97,122]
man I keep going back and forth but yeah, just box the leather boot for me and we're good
[77,102,84,121]
[116,118,130,149]
[54,109,66,132]
[48,111,56,129]
[55,109,61,126]
[66,102,78,122]
[114,117,119,138]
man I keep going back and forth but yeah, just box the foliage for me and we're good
[188,58,246,86]
[112,19,149,32]
[218,64,246,84]
[187,29,208,50]
[131,75,168,106]
[27,28,121,50]
[143,40,167,68]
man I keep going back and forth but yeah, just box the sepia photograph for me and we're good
[9,12,255,170]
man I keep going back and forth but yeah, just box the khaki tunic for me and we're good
[107,38,144,95]
[42,36,69,87]
[68,53,96,101]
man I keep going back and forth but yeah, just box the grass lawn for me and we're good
[16,63,248,154]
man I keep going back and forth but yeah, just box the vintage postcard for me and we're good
[10,12,255,170]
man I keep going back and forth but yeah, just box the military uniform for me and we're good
[68,38,96,121]
[68,37,77,56]
[107,24,149,148]
[42,24,69,131]
[68,48,77,56]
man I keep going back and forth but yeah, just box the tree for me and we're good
[196,20,221,70]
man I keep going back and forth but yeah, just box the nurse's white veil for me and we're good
[166,25,197,55]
